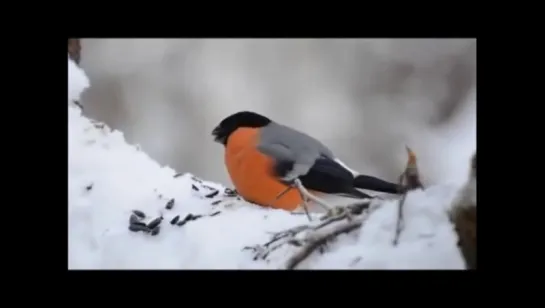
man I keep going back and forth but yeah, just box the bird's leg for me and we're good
[298,191,312,222]
[292,179,352,221]
[293,179,332,211]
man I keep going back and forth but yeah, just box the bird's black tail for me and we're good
[298,158,373,200]
[336,187,373,199]
[353,174,400,194]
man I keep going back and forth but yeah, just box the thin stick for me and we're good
[248,200,376,264]
[284,202,379,269]
[286,217,365,269]
[392,146,424,246]
[392,193,408,246]
[269,186,292,206]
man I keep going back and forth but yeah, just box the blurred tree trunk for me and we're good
[450,153,477,269]
[69,38,83,109]
[68,39,81,64]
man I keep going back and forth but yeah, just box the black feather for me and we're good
[296,157,369,199]
[353,174,400,194]
[212,111,272,145]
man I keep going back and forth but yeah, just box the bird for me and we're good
[211,111,402,217]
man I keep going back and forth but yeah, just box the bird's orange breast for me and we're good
[224,127,302,211]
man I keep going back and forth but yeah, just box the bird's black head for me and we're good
[212,111,272,145]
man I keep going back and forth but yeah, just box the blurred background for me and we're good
[79,38,476,187]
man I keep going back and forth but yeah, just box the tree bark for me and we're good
[449,153,476,269]
[68,39,81,64]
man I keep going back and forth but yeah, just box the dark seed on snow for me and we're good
[176,220,187,227]
[205,190,219,198]
[151,226,160,236]
[210,211,221,217]
[132,210,146,219]
[131,221,147,227]
[170,215,180,225]
[85,184,93,191]
[129,224,151,233]
[224,188,237,196]
[165,198,175,210]
[192,184,199,191]
[211,200,222,205]
[129,214,141,224]
[74,100,84,111]
[147,217,163,229]
[174,173,183,178]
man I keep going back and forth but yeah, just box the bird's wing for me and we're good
[257,124,362,197]
[260,122,333,159]
[256,141,304,181]
[258,123,332,181]
[256,141,294,162]
[300,156,369,198]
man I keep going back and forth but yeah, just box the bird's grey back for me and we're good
[257,122,334,180]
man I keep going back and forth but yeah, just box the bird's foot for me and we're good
[322,205,352,221]
[293,179,332,211]
[326,206,345,217]
[301,199,313,222]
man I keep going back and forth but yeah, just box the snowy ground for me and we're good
[68,56,466,269]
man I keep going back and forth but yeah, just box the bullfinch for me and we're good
[212,111,402,216]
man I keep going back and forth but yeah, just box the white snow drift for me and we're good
[68,56,466,269]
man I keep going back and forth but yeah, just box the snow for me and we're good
[68,56,467,269]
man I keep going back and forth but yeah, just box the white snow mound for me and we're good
[68,57,466,269]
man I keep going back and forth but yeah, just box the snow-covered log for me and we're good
[68,56,470,269]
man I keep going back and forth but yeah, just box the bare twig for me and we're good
[286,217,364,269]
[285,202,380,269]
[265,225,310,248]
[393,146,424,246]
[392,193,408,246]
[245,199,379,268]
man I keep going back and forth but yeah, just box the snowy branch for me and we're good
[243,147,458,270]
